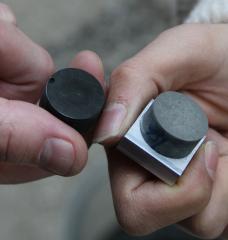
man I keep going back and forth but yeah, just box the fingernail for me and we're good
[204,141,218,180]
[39,138,75,176]
[0,3,16,24]
[93,103,127,143]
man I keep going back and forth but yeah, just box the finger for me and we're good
[207,128,228,157]
[69,50,106,92]
[181,144,228,239]
[0,163,51,184]
[94,24,227,144]
[0,20,54,102]
[69,50,106,144]
[0,98,87,180]
[0,3,16,24]
[182,90,228,132]
[109,142,215,236]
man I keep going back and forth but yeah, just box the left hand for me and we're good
[0,3,105,183]
[94,24,228,239]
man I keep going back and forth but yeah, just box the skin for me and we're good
[0,3,106,183]
[94,24,228,239]
[1,2,228,239]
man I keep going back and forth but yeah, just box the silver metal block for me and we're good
[117,100,205,185]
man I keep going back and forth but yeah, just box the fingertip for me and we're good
[0,3,16,25]
[204,141,219,181]
[39,135,88,176]
[93,102,128,145]
[67,134,88,176]
[70,50,106,91]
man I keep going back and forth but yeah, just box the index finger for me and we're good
[94,24,227,144]
[0,19,54,102]
[108,142,214,236]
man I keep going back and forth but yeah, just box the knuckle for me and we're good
[110,62,141,105]
[30,49,54,98]
[183,181,211,212]
[114,191,143,236]
[111,62,138,84]
[36,49,54,82]
[114,191,157,236]
[192,185,210,208]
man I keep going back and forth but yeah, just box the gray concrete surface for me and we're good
[0,1,183,239]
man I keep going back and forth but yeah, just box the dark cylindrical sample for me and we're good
[140,91,208,158]
[40,68,105,134]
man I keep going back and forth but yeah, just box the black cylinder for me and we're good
[40,68,105,134]
[140,91,208,158]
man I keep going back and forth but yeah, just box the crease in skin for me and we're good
[184,90,226,113]
[184,90,228,131]
[197,91,228,116]
[107,151,151,193]
[0,82,42,103]
[132,176,207,235]
[132,175,157,193]
[0,72,36,85]
[185,85,228,97]
[149,72,169,96]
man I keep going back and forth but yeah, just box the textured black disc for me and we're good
[141,91,208,158]
[40,68,105,134]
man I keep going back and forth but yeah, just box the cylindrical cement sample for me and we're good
[40,68,105,134]
[140,91,208,158]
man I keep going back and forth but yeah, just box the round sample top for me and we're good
[153,91,208,142]
[141,91,208,158]
[40,68,105,134]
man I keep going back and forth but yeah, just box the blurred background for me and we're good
[0,0,202,240]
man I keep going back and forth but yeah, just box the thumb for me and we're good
[0,98,87,176]
[94,24,224,144]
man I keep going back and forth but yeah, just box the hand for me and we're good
[94,24,228,239]
[0,3,105,184]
